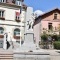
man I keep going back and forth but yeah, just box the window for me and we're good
[54,13,57,19]
[0,10,4,18]
[12,0,15,4]
[15,12,20,22]
[55,27,57,31]
[0,0,5,3]
[14,28,20,39]
[16,0,21,6]
[48,23,52,30]
[15,12,20,20]
[0,27,4,35]
[14,28,20,36]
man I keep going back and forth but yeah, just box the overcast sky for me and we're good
[24,0,60,12]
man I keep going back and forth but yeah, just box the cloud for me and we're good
[34,10,44,17]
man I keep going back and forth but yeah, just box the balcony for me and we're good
[0,17,5,20]
[0,35,4,38]
[15,19,21,22]
[14,35,20,39]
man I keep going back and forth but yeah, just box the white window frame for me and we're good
[54,13,58,19]
[16,0,21,6]
[0,30,4,35]
[0,27,4,35]
[0,10,4,17]
[14,31,20,36]
[0,0,5,3]
[16,15,20,20]
[15,12,20,20]
[14,28,20,36]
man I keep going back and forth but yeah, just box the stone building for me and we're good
[0,0,27,49]
[34,8,60,43]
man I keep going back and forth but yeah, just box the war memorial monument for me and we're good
[13,7,50,60]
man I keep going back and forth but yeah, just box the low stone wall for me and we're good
[13,52,50,60]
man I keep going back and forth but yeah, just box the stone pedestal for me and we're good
[17,32,39,52]
[13,52,50,60]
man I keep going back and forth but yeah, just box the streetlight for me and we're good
[3,33,8,50]
[3,33,7,50]
[20,0,23,47]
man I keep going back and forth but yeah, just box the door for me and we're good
[0,41,3,48]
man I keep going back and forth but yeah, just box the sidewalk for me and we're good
[44,49,60,60]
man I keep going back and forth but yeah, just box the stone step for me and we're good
[0,57,13,58]
[0,55,13,57]
[0,59,13,60]
[0,55,13,59]
[0,50,13,60]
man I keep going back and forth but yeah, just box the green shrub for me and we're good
[53,41,60,49]
[57,36,60,41]
[52,35,58,41]
[41,34,48,42]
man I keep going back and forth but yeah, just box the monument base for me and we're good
[13,32,50,60]
[13,51,50,60]
[16,33,40,52]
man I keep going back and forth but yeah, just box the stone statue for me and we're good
[27,13,35,30]
[28,19,33,30]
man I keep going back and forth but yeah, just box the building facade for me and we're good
[0,0,27,48]
[34,8,60,43]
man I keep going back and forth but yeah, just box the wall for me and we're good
[34,10,60,43]
[34,19,41,45]
[42,11,60,21]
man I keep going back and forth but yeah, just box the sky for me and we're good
[24,0,60,12]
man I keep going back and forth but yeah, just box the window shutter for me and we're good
[15,12,20,22]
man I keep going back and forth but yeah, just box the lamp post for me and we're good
[3,33,7,50]
[20,0,23,47]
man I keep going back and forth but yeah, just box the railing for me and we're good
[0,17,5,20]
[15,19,21,22]
[13,35,20,39]
[0,35,4,38]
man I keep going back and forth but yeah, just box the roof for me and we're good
[35,8,60,21]
[6,0,24,4]
[0,2,27,9]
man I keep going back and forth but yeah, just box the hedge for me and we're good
[53,41,60,49]
[41,34,48,41]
